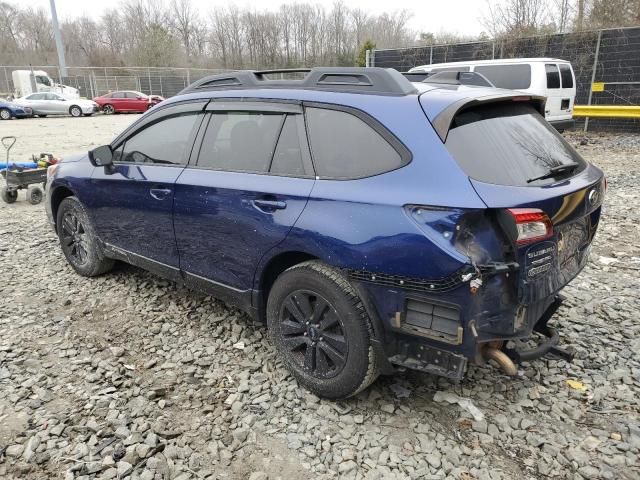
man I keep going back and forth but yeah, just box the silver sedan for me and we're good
[14,93,99,117]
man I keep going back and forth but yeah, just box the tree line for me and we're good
[0,0,414,68]
[0,0,638,69]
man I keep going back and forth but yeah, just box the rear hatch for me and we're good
[428,97,605,305]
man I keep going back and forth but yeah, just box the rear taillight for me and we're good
[507,208,553,245]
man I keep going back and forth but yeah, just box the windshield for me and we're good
[445,102,586,186]
[35,75,52,86]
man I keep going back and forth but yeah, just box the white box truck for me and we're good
[12,70,80,99]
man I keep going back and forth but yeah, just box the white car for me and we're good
[14,93,99,118]
[409,58,577,131]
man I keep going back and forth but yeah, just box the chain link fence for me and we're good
[371,26,640,132]
[0,66,228,100]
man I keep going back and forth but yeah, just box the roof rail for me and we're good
[179,67,417,96]
[423,71,495,88]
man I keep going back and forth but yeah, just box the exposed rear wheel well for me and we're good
[50,186,74,231]
[257,251,318,322]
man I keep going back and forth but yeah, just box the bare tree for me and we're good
[0,0,419,68]
[483,0,552,37]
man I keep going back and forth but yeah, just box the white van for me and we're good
[409,58,576,130]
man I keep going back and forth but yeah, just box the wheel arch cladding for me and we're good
[257,251,318,321]
[51,186,75,230]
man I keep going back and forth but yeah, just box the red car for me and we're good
[93,91,164,114]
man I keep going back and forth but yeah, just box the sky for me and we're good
[28,0,493,38]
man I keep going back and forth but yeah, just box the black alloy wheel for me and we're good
[279,290,348,379]
[60,210,89,266]
[267,261,380,399]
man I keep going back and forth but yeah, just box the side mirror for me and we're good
[89,145,115,174]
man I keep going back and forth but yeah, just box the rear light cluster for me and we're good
[507,208,553,246]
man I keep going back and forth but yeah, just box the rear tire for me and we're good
[1,186,18,204]
[69,106,82,117]
[27,185,43,205]
[0,108,11,120]
[267,261,380,399]
[37,114,47,118]
[56,196,114,276]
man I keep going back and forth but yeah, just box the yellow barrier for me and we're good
[573,105,640,119]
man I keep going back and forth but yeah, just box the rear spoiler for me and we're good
[431,94,547,143]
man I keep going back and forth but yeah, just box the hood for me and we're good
[61,153,89,164]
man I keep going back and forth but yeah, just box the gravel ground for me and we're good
[0,117,639,480]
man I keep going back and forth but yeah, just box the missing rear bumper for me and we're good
[504,295,575,364]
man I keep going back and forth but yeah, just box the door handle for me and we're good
[252,199,287,211]
[149,188,171,200]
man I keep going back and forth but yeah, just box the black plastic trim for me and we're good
[179,68,418,96]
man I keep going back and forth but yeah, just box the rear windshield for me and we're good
[445,102,586,186]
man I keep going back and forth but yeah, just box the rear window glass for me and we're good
[473,64,531,89]
[445,103,586,187]
[559,64,573,88]
[546,64,560,89]
[306,107,407,179]
[432,66,470,73]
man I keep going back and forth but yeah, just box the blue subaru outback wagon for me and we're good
[46,68,604,398]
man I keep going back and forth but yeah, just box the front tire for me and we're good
[69,106,82,117]
[56,196,114,276]
[267,261,380,399]
[0,108,11,120]
[103,104,115,115]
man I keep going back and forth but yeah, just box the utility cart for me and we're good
[1,136,47,205]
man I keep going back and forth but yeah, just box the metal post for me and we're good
[370,50,375,67]
[148,68,153,95]
[49,0,67,77]
[365,50,370,67]
[3,67,10,96]
[492,42,496,59]
[584,30,602,133]
[186,68,191,85]
[159,75,163,97]
[429,45,433,64]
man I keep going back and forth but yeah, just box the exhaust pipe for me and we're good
[482,343,518,376]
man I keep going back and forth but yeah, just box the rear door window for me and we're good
[444,102,586,186]
[473,64,531,89]
[305,107,408,179]
[197,112,284,173]
[545,64,561,89]
[270,115,312,176]
[559,64,573,88]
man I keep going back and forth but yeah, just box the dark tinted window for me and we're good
[432,66,470,73]
[559,64,573,88]
[112,92,126,98]
[118,113,199,165]
[306,107,405,179]
[270,115,309,176]
[445,103,586,187]
[474,64,531,89]
[546,64,560,89]
[197,112,283,173]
